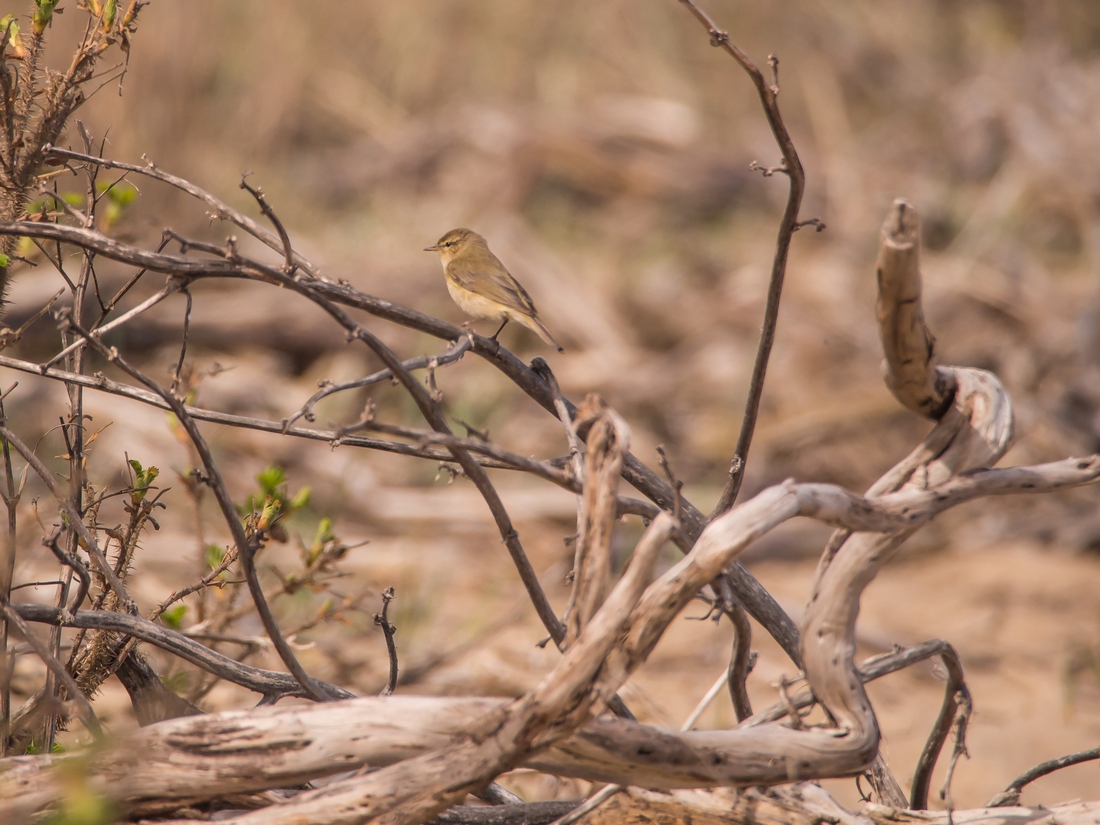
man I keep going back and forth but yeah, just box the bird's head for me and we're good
[423,228,485,265]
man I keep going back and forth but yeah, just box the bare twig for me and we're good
[910,643,969,810]
[69,321,339,702]
[0,600,102,741]
[169,286,193,397]
[719,576,755,722]
[13,603,353,701]
[240,176,295,273]
[282,337,472,431]
[375,587,399,696]
[0,423,133,611]
[0,217,804,666]
[676,0,809,520]
[988,747,1100,807]
[938,690,972,825]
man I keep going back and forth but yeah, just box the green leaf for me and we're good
[0,16,24,58]
[0,253,9,268]
[161,604,187,629]
[288,485,311,512]
[102,0,117,31]
[314,517,335,546]
[100,180,139,207]
[204,543,226,569]
[256,465,286,496]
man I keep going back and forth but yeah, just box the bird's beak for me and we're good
[423,244,439,252]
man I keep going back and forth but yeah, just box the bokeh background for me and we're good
[6,0,1100,811]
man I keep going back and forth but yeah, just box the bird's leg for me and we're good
[489,318,509,341]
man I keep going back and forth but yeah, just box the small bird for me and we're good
[424,228,563,352]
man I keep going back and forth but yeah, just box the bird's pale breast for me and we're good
[446,277,509,321]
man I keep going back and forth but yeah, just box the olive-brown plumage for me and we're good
[424,228,563,352]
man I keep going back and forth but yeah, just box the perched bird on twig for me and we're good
[424,228,563,352]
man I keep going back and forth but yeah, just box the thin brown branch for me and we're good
[939,690,972,822]
[677,0,808,520]
[0,217,802,668]
[13,603,352,701]
[68,321,339,703]
[0,599,102,741]
[910,642,969,809]
[283,337,472,431]
[0,422,133,611]
[375,587,399,696]
[239,176,295,273]
[719,577,754,722]
[988,747,1100,807]
[44,145,329,278]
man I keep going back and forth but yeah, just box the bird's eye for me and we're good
[443,242,452,247]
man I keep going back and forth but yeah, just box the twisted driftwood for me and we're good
[3,203,1098,822]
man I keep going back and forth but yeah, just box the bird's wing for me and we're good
[447,253,538,316]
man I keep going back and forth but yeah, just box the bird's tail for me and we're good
[521,314,564,353]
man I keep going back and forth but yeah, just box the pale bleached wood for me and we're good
[875,198,956,419]
[583,789,1100,825]
[136,516,675,825]
[565,396,629,648]
[6,453,1100,818]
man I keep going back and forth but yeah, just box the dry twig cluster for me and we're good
[0,2,1097,824]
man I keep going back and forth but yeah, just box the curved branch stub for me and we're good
[875,199,956,420]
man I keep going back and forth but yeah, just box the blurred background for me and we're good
[6,0,1100,810]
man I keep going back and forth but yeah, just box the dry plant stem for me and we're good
[0,351,663,527]
[0,217,803,669]
[0,395,16,755]
[875,199,955,418]
[721,581,755,722]
[0,217,800,673]
[153,515,673,825]
[69,324,338,703]
[531,359,585,476]
[939,690,972,821]
[910,643,969,809]
[284,337,472,430]
[9,440,1095,815]
[0,423,132,611]
[44,531,92,613]
[12,603,353,701]
[49,164,97,750]
[149,547,239,622]
[677,0,808,519]
[44,146,329,279]
[42,276,187,372]
[988,747,1100,807]
[0,600,102,741]
[376,587,399,696]
[239,177,294,272]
